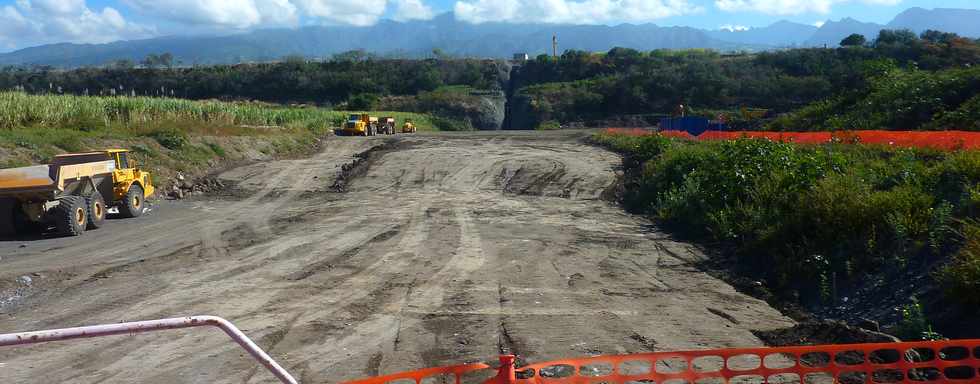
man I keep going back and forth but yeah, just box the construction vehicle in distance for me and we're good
[0,149,154,237]
[402,119,417,133]
[379,117,396,135]
[338,114,380,136]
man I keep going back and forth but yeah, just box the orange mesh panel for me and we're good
[343,340,980,384]
[344,361,494,384]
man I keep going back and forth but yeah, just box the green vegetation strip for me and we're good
[594,131,980,338]
[0,92,436,175]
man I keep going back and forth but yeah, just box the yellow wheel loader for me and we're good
[402,119,417,133]
[0,149,154,237]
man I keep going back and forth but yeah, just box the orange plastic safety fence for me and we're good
[343,360,496,384]
[516,340,980,384]
[343,340,980,384]
[600,128,980,152]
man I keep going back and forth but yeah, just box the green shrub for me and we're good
[928,94,980,131]
[771,66,980,132]
[431,116,473,131]
[894,297,944,340]
[931,151,980,212]
[346,93,380,111]
[536,120,561,130]
[795,174,876,270]
[597,131,980,315]
[937,220,980,309]
[592,131,674,161]
[207,142,227,157]
[130,143,156,157]
[148,130,189,150]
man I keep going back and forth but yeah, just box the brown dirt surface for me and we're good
[0,130,793,383]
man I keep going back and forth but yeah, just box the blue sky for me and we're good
[1,0,979,51]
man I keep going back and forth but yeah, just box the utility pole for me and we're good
[552,34,558,60]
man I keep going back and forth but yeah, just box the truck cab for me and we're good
[105,149,154,203]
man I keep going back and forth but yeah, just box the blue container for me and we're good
[660,117,710,136]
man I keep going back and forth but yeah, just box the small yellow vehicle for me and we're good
[0,149,154,237]
[402,119,417,133]
[338,114,380,136]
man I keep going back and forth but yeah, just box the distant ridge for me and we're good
[1,7,978,68]
[707,20,818,47]
[887,7,980,36]
[805,17,886,47]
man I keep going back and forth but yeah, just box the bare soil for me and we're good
[0,131,792,383]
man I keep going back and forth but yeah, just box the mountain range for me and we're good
[1,7,978,68]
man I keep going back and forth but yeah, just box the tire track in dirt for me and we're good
[0,132,794,384]
[285,226,403,281]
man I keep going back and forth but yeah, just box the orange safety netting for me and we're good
[601,128,980,151]
[344,340,980,384]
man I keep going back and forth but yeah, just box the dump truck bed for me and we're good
[0,160,116,199]
[0,165,56,195]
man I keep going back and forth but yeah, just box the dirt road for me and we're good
[0,131,793,383]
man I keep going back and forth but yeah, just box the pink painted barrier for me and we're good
[0,315,298,384]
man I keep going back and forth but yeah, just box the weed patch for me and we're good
[594,130,980,336]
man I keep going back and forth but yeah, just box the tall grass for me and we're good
[0,91,437,167]
[0,92,436,132]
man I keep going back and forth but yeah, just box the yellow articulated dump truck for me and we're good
[379,117,396,135]
[337,114,380,136]
[0,149,154,237]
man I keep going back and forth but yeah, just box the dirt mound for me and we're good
[166,175,228,199]
[754,320,900,346]
[332,143,391,192]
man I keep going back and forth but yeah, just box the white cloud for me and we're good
[454,0,701,24]
[813,20,825,27]
[0,6,33,49]
[715,0,902,15]
[126,0,401,28]
[291,0,389,26]
[720,24,749,31]
[3,0,430,50]
[392,0,435,21]
[0,1,152,51]
[124,0,298,29]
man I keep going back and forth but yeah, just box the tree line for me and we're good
[2,29,978,129]
[0,54,504,107]
[510,29,980,127]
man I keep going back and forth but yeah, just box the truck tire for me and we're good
[86,191,107,229]
[118,184,145,218]
[12,206,39,234]
[53,196,87,236]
